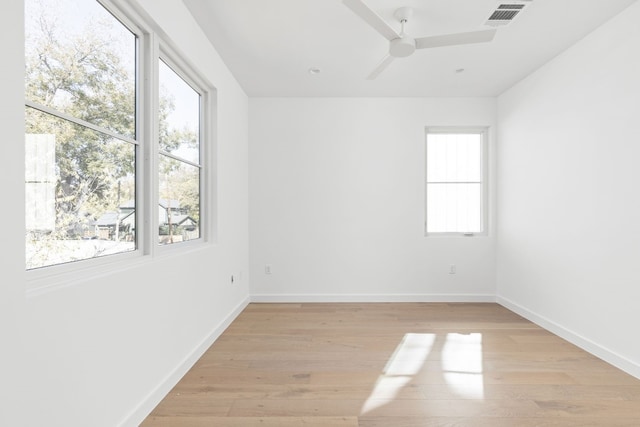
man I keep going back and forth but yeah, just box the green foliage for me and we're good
[25,5,136,138]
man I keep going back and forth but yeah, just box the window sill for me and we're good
[26,238,214,297]
[425,232,490,238]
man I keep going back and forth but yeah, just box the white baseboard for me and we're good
[251,293,496,303]
[118,295,251,427]
[497,296,640,380]
[117,292,639,427]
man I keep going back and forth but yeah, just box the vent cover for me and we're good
[485,1,532,27]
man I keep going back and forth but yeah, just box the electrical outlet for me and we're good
[230,275,235,284]
[265,264,272,275]
[449,264,456,275]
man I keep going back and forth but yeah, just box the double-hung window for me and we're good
[425,127,488,236]
[25,0,138,269]
[157,58,202,245]
[25,0,212,274]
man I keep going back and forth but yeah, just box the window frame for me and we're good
[25,0,216,293]
[154,45,215,253]
[424,126,489,238]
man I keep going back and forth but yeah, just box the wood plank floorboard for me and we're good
[141,303,640,426]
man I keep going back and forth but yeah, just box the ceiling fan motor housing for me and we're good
[390,36,415,57]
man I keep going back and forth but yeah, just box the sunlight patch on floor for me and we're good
[360,333,435,414]
[442,332,484,399]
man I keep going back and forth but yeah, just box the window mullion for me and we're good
[138,32,160,257]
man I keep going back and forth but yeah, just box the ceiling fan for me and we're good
[343,0,497,79]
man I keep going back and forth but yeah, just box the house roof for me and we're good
[95,210,134,226]
[159,199,181,209]
[169,214,198,226]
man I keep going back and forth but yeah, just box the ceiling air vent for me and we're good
[485,1,532,27]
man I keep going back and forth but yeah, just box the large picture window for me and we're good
[425,127,488,235]
[25,0,212,274]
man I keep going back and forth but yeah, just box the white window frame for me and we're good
[424,126,489,237]
[25,0,217,294]
[154,45,216,255]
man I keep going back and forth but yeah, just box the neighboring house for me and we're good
[94,209,135,241]
[172,214,198,230]
[119,198,135,218]
[158,199,187,226]
[158,199,199,243]
[95,199,198,242]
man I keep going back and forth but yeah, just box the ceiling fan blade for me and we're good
[343,0,400,41]
[415,29,497,49]
[367,55,395,80]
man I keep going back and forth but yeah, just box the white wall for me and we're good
[497,1,640,377]
[0,1,28,425]
[4,1,250,426]
[249,98,497,301]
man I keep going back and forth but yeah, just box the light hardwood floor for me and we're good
[142,303,640,426]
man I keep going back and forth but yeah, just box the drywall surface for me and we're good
[0,2,27,425]
[13,0,250,425]
[497,1,640,377]
[249,97,497,301]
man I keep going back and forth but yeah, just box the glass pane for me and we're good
[26,107,136,270]
[25,0,136,139]
[427,133,482,183]
[427,183,482,233]
[159,60,200,163]
[158,155,200,245]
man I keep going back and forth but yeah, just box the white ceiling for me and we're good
[182,0,637,97]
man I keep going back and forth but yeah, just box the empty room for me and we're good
[3,0,640,426]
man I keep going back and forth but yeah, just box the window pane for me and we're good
[427,183,482,233]
[427,133,482,183]
[26,107,136,270]
[159,60,200,163]
[158,156,200,245]
[25,0,136,139]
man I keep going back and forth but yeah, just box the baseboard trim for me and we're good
[250,294,496,303]
[117,292,639,426]
[497,296,640,380]
[118,295,251,427]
